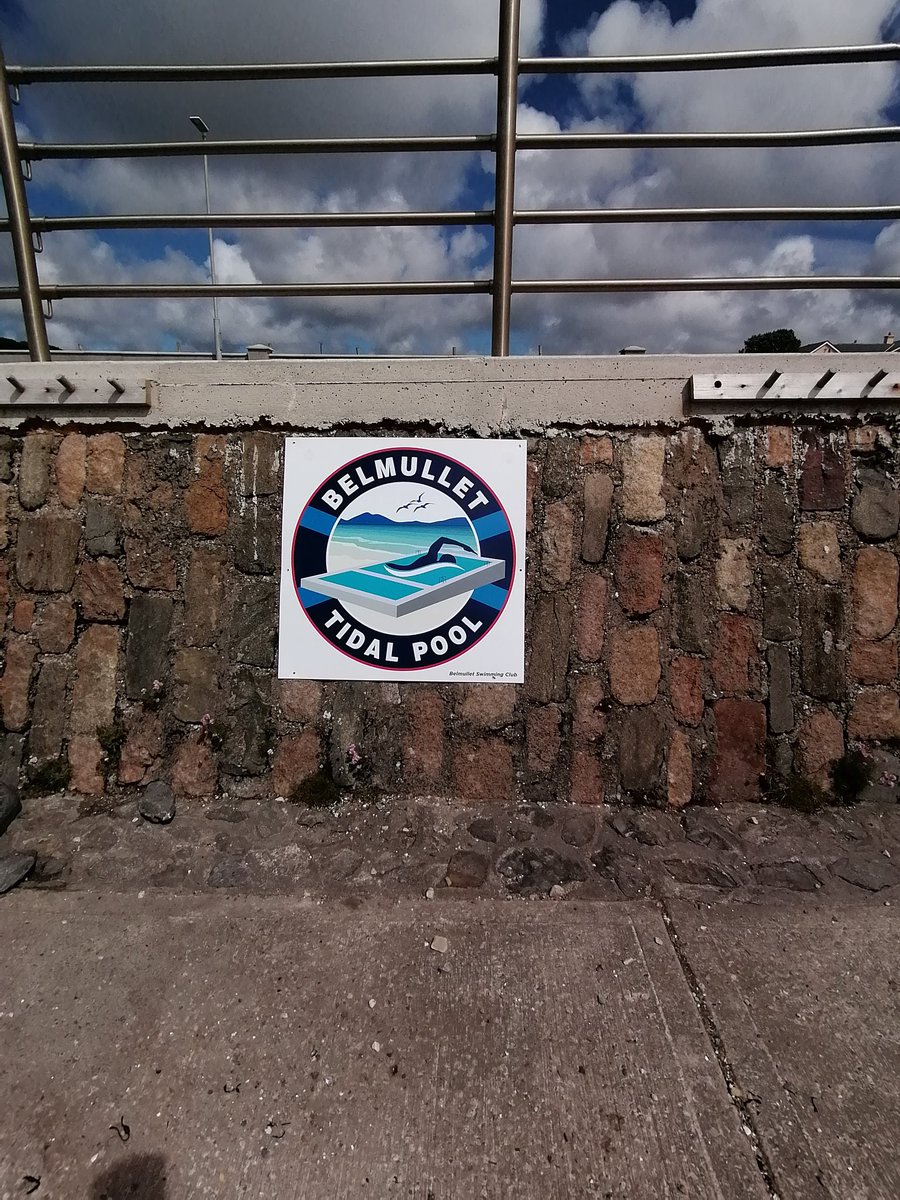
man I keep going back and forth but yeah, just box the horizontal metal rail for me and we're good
[22,126,900,162]
[7,43,898,85]
[6,58,499,83]
[2,204,896,236]
[511,276,900,293]
[1,277,895,303]
[514,205,900,224]
[517,127,900,150]
[0,281,491,299]
[5,210,493,232]
[19,135,494,160]
[520,44,900,73]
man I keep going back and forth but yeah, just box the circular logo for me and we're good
[292,446,515,671]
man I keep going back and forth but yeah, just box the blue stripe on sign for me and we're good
[472,583,508,610]
[473,511,509,541]
[299,587,331,608]
[300,506,338,536]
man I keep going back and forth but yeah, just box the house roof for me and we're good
[800,340,898,353]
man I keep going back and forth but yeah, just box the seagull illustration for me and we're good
[396,492,426,513]
[386,536,474,573]
[413,501,431,512]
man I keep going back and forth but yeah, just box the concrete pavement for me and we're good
[1,892,897,1199]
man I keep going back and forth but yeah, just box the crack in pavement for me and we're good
[660,902,782,1200]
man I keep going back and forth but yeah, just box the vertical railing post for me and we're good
[491,0,521,356]
[0,45,49,361]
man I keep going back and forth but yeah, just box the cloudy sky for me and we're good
[1,0,899,355]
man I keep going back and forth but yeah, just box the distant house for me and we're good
[801,333,899,353]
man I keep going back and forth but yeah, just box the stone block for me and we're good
[615,529,664,616]
[670,655,703,726]
[173,648,220,723]
[0,733,24,789]
[183,547,225,645]
[85,433,125,495]
[759,481,793,556]
[186,454,228,535]
[718,431,755,528]
[667,731,693,809]
[798,521,841,582]
[71,624,119,734]
[761,563,798,642]
[848,689,900,741]
[715,538,752,611]
[671,428,719,562]
[229,579,277,668]
[800,431,846,511]
[575,574,606,663]
[609,625,660,706]
[125,595,173,700]
[29,659,69,761]
[709,699,765,803]
[403,689,444,785]
[17,516,80,592]
[118,709,164,785]
[459,684,516,729]
[619,708,665,794]
[68,735,105,795]
[767,645,794,735]
[453,736,514,801]
[12,599,34,633]
[526,593,572,702]
[573,676,606,743]
[0,482,8,551]
[35,599,75,654]
[581,474,613,563]
[278,679,323,724]
[622,435,665,522]
[542,438,578,499]
[233,503,280,576]
[525,458,540,534]
[0,434,11,483]
[800,587,847,701]
[712,614,760,696]
[18,432,53,511]
[220,667,271,777]
[84,501,120,556]
[272,729,320,796]
[796,709,843,789]
[580,436,613,466]
[240,432,282,496]
[0,638,36,732]
[766,426,793,470]
[852,548,898,639]
[124,536,176,592]
[55,433,86,508]
[171,734,217,797]
[674,570,711,653]
[77,558,125,621]
[570,747,604,805]
[851,485,900,541]
[849,639,898,685]
[526,704,561,774]
[541,500,575,588]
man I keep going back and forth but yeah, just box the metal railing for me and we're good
[1,0,899,361]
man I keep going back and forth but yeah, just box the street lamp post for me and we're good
[189,115,222,360]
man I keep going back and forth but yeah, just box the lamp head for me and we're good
[189,115,209,136]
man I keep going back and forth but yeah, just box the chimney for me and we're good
[884,331,895,348]
[246,343,273,360]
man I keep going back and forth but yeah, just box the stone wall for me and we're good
[0,419,898,807]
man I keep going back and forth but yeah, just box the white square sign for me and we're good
[278,437,526,682]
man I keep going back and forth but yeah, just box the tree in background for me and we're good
[741,328,802,353]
